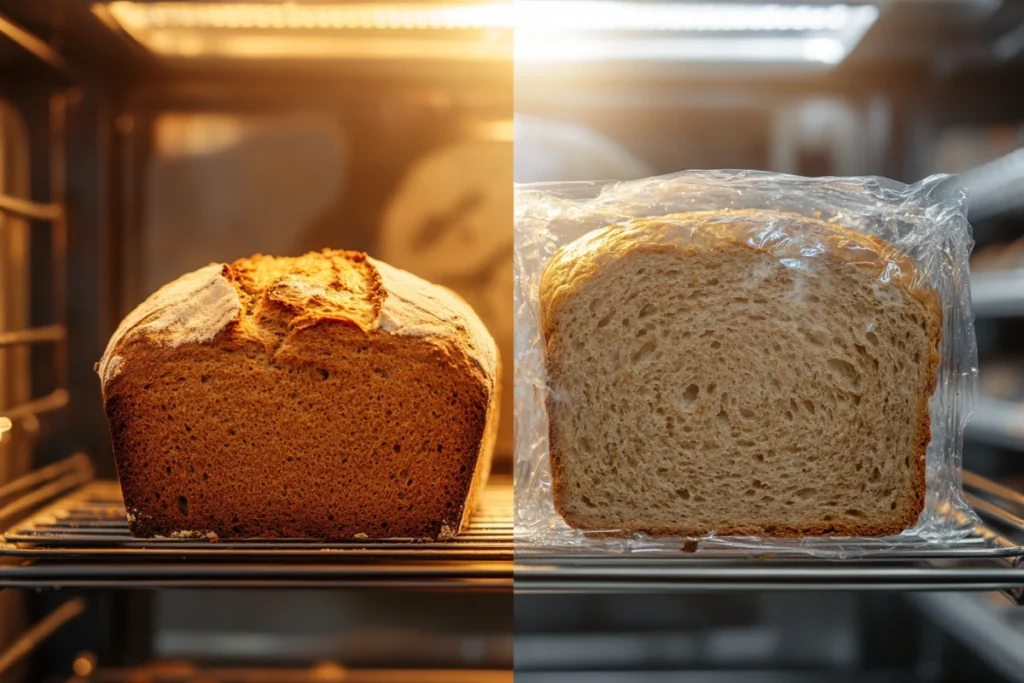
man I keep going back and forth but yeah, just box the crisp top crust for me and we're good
[540,209,941,339]
[97,249,497,387]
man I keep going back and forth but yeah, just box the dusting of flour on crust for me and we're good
[368,256,497,380]
[97,264,242,386]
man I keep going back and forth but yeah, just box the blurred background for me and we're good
[512,1,1024,682]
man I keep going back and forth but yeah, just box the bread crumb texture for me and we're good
[99,249,499,540]
[540,210,941,538]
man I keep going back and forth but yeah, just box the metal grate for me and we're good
[5,484,512,559]
[517,472,1024,600]
[0,456,511,589]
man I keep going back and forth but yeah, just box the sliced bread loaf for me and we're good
[540,210,941,537]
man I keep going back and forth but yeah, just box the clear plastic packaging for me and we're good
[514,170,979,557]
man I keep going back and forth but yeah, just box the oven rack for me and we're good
[516,469,1024,600]
[0,9,72,429]
[0,455,512,590]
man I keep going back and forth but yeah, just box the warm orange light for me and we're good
[98,1,512,60]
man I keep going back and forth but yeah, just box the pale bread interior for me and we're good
[546,244,936,537]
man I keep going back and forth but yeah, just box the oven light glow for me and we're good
[103,1,514,31]
[97,1,878,65]
[103,1,876,33]
[515,2,873,33]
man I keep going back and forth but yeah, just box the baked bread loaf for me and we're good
[540,210,941,538]
[98,250,499,540]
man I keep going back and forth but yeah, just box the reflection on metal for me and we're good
[0,597,86,676]
[0,193,61,222]
[0,11,71,73]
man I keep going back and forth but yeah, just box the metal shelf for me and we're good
[516,471,1024,599]
[0,456,512,590]
[965,396,1024,451]
[971,271,1024,318]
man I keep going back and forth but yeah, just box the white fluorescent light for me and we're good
[514,2,879,66]
[515,36,850,64]
[514,2,871,32]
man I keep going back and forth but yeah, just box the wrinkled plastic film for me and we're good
[514,170,979,557]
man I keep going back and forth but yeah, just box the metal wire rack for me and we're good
[0,9,71,430]
[0,456,512,589]
[515,470,1024,600]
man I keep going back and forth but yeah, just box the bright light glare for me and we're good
[515,2,868,32]
[514,1,878,66]
[515,35,850,64]
[104,1,875,33]
[99,1,879,66]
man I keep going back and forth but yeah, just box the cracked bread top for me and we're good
[96,249,498,392]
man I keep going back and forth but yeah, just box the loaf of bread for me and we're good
[97,250,499,540]
[540,210,941,538]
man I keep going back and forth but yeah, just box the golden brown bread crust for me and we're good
[99,249,499,540]
[541,210,941,538]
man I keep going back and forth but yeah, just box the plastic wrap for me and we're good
[514,170,979,557]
